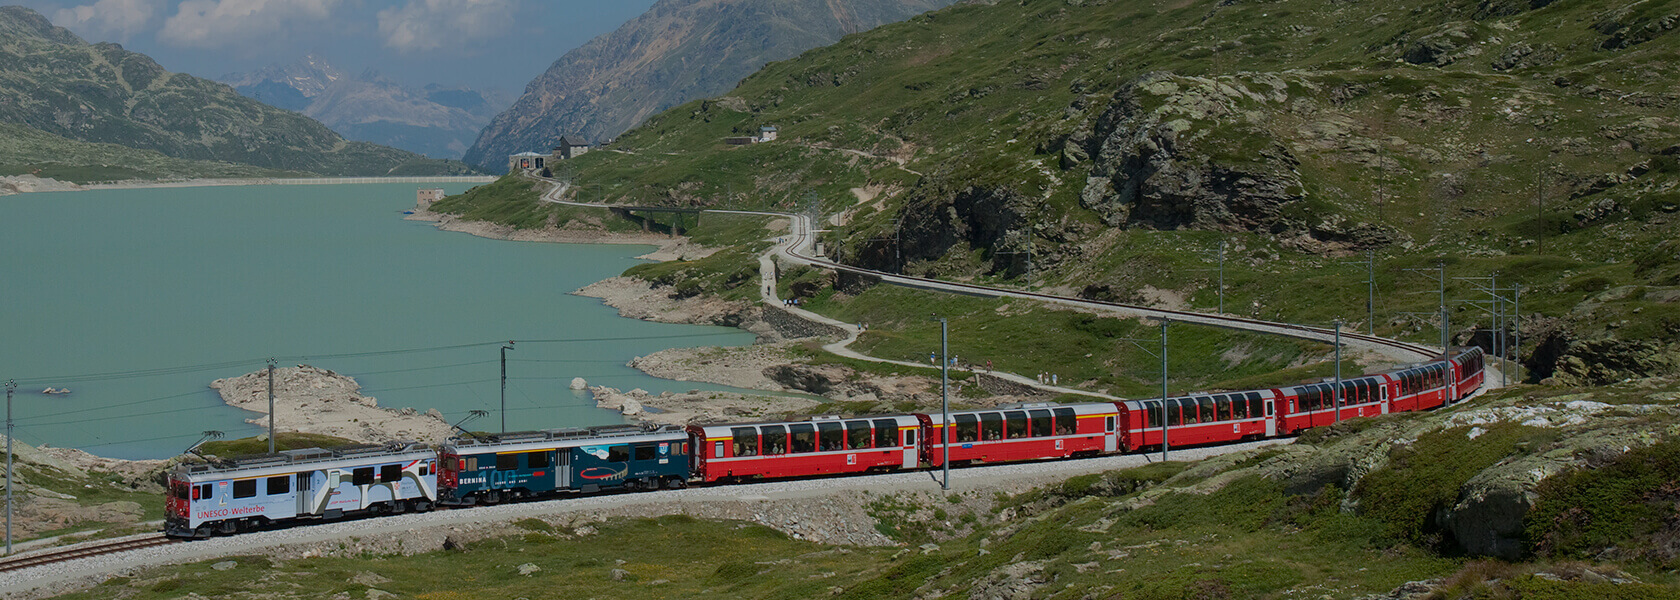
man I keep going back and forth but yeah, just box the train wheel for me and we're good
[666,477,686,490]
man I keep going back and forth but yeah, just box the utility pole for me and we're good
[266,359,276,454]
[5,379,14,556]
[1366,250,1375,335]
[1536,169,1545,254]
[931,315,950,491]
[1513,284,1523,384]
[1159,319,1169,462]
[1333,320,1343,424]
[500,342,515,434]
[1404,261,1449,357]
[1217,241,1226,314]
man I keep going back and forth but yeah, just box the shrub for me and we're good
[1527,437,1680,566]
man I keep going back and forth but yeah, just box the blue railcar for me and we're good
[438,424,690,505]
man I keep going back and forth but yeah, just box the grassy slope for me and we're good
[0,122,300,183]
[507,0,1679,381]
[54,381,1680,599]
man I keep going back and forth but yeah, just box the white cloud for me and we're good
[53,0,162,42]
[377,0,521,53]
[159,0,341,48]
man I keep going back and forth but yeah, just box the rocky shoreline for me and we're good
[404,207,719,262]
[210,365,455,445]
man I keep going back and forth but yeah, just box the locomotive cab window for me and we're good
[267,476,288,495]
[233,479,257,499]
[380,465,402,483]
[608,445,631,462]
[196,483,212,500]
[635,445,656,461]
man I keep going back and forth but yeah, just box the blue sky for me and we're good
[13,0,656,92]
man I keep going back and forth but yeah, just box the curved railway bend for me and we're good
[0,439,1288,597]
[0,180,1500,596]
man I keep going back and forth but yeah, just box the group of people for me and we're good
[1036,373,1059,385]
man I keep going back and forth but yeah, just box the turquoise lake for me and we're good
[0,183,759,459]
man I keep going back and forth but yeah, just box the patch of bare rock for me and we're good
[210,365,454,445]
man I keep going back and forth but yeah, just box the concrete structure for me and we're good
[415,188,445,209]
[508,152,546,173]
[759,125,778,142]
[724,137,757,146]
[554,136,591,160]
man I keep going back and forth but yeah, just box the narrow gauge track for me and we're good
[0,536,180,574]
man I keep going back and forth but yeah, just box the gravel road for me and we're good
[0,439,1288,599]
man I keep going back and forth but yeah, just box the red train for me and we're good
[686,347,1485,480]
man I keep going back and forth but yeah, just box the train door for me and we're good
[1104,414,1117,452]
[1264,399,1277,437]
[902,426,917,469]
[296,471,316,515]
[1380,385,1390,414]
[555,450,571,490]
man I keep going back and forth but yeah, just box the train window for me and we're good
[763,426,788,455]
[732,427,759,457]
[171,482,187,500]
[1167,400,1183,426]
[1248,392,1262,417]
[1105,416,1115,432]
[714,441,725,459]
[197,484,212,500]
[789,424,816,454]
[1232,396,1248,419]
[904,429,916,447]
[528,451,550,469]
[980,413,1003,441]
[608,445,631,462]
[846,421,873,449]
[420,464,429,477]
[1144,402,1161,428]
[635,445,656,461]
[1196,397,1214,423]
[353,468,375,486]
[873,420,897,448]
[955,414,979,443]
[1053,408,1076,435]
[1298,388,1314,411]
[297,473,311,491]
[1216,396,1232,421]
[1004,411,1028,439]
[380,465,402,483]
[233,479,256,499]
[818,421,845,451]
[467,457,478,471]
[1030,410,1053,437]
[496,453,519,471]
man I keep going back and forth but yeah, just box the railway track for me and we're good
[0,535,180,574]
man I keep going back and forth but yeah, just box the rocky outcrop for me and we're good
[763,364,883,399]
[464,0,957,170]
[1075,73,1308,235]
[210,365,454,445]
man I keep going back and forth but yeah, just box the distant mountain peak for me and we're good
[462,0,958,171]
[217,54,347,103]
[0,6,84,45]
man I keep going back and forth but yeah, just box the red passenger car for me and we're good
[919,402,1116,467]
[686,415,920,483]
[1274,376,1391,435]
[1117,390,1280,450]
[1382,361,1453,412]
[1450,346,1486,400]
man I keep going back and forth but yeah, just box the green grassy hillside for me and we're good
[0,122,299,183]
[494,0,1680,384]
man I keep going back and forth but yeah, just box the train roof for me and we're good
[1119,388,1280,409]
[171,441,433,480]
[920,402,1116,425]
[443,423,686,454]
[689,414,919,432]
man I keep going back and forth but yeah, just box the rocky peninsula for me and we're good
[210,365,454,445]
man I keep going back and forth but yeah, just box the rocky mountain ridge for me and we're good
[462,0,958,170]
[220,57,512,159]
[0,7,472,176]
